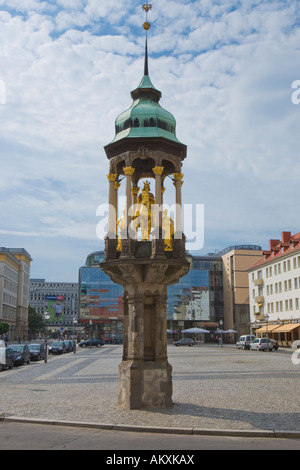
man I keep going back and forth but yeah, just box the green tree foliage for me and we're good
[0,322,9,335]
[28,306,46,337]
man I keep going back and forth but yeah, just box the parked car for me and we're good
[250,338,273,351]
[78,339,104,348]
[49,341,66,355]
[268,338,279,350]
[28,343,45,361]
[64,340,73,352]
[10,344,31,365]
[0,347,15,371]
[173,338,195,347]
[236,335,256,350]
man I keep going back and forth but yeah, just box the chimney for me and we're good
[281,232,291,243]
[269,239,280,251]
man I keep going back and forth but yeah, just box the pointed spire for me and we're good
[144,35,149,76]
[142,3,151,76]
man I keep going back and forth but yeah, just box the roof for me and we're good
[107,35,184,147]
[248,231,300,271]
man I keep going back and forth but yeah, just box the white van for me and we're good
[236,335,256,350]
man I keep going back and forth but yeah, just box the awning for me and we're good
[272,323,300,333]
[255,324,281,333]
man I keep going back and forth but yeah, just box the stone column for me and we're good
[155,291,168,359]
[123,166,135,228]
[106,173,118,237]
[121,166,135,256]
[152,166,164,232]
[118,292,145,409]
[173,172,184,236]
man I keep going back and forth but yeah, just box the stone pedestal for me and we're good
[118,359,173,409]
[100,249,189,409]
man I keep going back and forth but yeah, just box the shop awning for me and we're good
[272,323,300,333]
[255,324,281,333]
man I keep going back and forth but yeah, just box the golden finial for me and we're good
[142,3,152,30]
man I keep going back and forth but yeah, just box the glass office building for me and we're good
[167,254,223,338]
[79,251,223,343]
[78,252,124,343]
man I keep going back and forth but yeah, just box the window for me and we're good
[278,263,281,274]
[295,278,298,289]
[283,261,286,272]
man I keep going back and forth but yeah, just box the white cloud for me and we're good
[0,0,299,280]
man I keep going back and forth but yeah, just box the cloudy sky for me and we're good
[0,0,299,282]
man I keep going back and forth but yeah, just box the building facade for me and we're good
[78,252,124,343]
[167,253,223,337]
[220,245,262,335]
[78,247,262,342]
[0,247,32,340]
[29,279,78,338]
[248,231,300,346]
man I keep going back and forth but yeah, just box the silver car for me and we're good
[236,335,256,350]
[250,338,273,351]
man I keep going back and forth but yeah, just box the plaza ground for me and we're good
[0,344,299,435]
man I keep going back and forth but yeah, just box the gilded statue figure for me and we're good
[132,181,155,241]
[162,209,174,251]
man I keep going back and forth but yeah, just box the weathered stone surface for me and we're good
[101,255,189,409]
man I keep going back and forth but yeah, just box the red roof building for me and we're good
[248,232,300,347]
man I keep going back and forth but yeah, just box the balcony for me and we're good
[254,278,263,286]
[254,312,265,320]
[255,296,264,305]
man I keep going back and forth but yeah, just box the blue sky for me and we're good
[0,0,300,281]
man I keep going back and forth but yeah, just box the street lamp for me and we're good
[219,319,223,348]
[89,319,92,349]
[265,313,269,350]
[73,318,77,354]
[44,311,50,363]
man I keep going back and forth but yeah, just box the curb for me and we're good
[3,416,300,439]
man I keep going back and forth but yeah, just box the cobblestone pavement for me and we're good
[0,344,299,432]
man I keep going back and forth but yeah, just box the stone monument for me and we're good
[100,3,190,409]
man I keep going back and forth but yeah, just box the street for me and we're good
[0,343,299,450]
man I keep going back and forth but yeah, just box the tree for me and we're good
[28,306,46,337]
[0,322,9,335]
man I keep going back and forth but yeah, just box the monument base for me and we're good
[118,359,173,409]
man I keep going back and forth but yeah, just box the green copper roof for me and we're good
[108,35,183,146]
[110,75,181,144]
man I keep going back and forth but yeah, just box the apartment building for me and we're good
[0,247,32,340]
[220,245,263,334]
[248,231,300,346]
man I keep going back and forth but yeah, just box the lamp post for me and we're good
[73,318,77,354]
[219,319,223,348]
[44,311,50,363]
[265,313,269,351]
[89,320,92,349]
